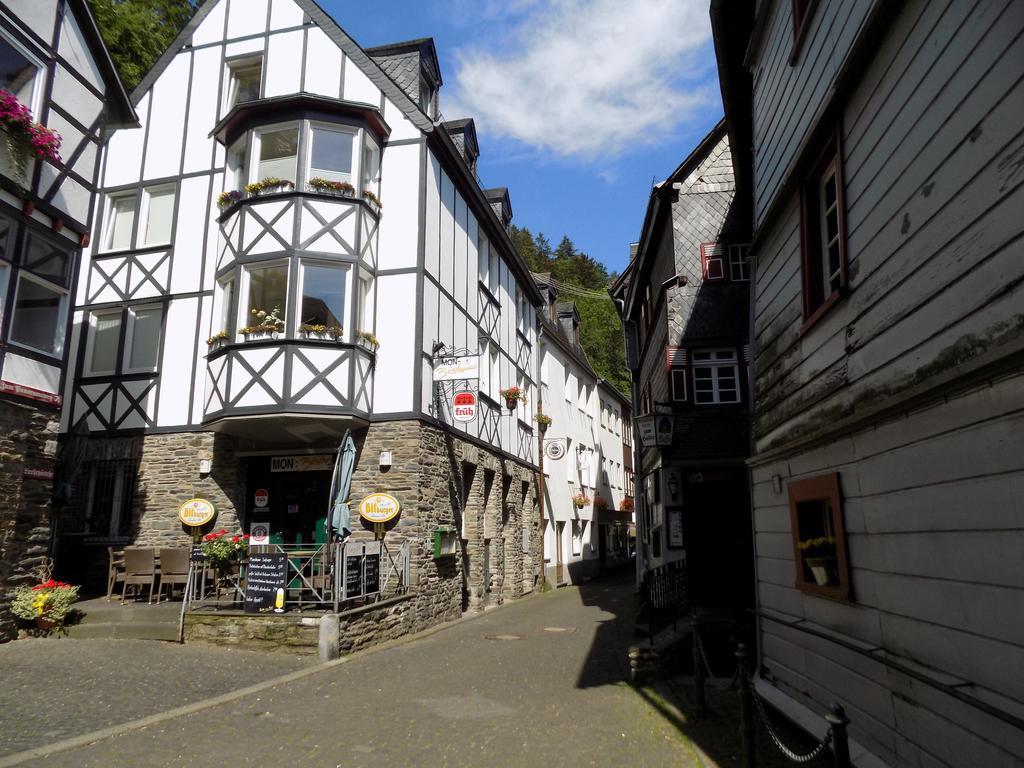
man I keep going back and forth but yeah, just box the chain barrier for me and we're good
[694,627,740,690]
[747,672,833,763]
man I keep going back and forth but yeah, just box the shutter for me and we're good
[701,242,726,281]
[670,369,688,401]
[665,346,687,368]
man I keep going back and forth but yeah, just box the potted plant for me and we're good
[240,306,284,340]
[206,330,230,350]
[571,492,591,510]
[308,177,354,197]
[355,330,379,351]
[299,323,343,341]
[11,579,79,631]
[201,530,250,564]
[620,497,634,513]
[362,189,382,212]
[245,177,294,197]
[534,412,552,433]
[499,386,526,410]
[593,496,609,510]
[1,89,62,189]
[217,190,242,211]
[798,536,838,586]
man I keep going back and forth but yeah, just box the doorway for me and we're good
[245,456,333,545]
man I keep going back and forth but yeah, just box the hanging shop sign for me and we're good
[249,522,270,545]
[452,390,477,422]
[178,498,217,527]
[358,492,401,524]
[635,414,674,448]
[254,488,269,508]
[270,454,334,472]
[544,439,567,461]
[433,355,479,382]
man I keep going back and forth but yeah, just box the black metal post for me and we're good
[737,643,757,768]
[693,611,706,715]
[826,704,851,768]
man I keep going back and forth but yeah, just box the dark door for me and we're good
[245,457,332,545]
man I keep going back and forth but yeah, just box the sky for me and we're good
[320,0,724,277]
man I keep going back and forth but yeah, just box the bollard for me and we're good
[318,613,340,661]
[737,643,757,768]
[826,703,851,768]
[692,612,706,715]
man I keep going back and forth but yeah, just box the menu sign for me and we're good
[244,553,287,614]
[364,553,381,595]
[345,554,363,599]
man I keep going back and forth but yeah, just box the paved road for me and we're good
[2,573,700,767]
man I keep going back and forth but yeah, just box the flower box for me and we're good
[0,129,33,189]
[355,331,379,351]
[299,324,343,342]
[308,178,354,197]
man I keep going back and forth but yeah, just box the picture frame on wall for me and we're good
[666,507,684,549]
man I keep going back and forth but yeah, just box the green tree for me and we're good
[90,0,203,92]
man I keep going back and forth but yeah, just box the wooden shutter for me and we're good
[701,242,726,281]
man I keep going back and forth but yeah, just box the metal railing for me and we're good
[639,560,689,643]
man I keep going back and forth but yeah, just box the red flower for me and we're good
[242,534,250,539]
[219,529,226,534]
[230,536,239,543]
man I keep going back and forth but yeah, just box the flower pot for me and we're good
[34,616,57,631]
[806,556,837,586]
[538,422,548,434]
[505,399,518,411]
[1,130,33,190]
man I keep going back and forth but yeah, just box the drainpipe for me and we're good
[536,333,546,591]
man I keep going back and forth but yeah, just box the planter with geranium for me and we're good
[534,412,552,433]
[0,90,62,189]
[300,323,343,341]
[620,497,634,513]
[500,386,527,411]
[798,536,838,586]
[355,330,379,351]
[240,306,284,340]
[11,579,79,631]
[571,492,590,510]
[245,177,294,197]
[206,330,230,351]
[201,530,250,564]
[308,177,354,198]
[593,496,608,511]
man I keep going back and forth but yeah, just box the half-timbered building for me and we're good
[715,0,1024,764]
[0,0,134,640]
[57,0,543,626]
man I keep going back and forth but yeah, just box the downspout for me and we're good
[536,329,546,590]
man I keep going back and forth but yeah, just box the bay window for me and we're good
[362,137,380,194]
[309,125,354,184]
[243,262,288,332]
[9,273,68,356]
[255,126,299,183]
[299,262,347,331]
[214,277,235,334]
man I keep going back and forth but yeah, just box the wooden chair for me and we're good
[106,547,125,600]
[121,547,157,604]
[155,548,189,602]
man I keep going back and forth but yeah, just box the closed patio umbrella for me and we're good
[328,431,357,540]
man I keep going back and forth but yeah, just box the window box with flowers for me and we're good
[534,412,552,433]
[308,177,354,198]
[201,530,250,564]
[245,177,294,197]
[355,330,379,351]
[571,492,591,510]
[1,89,62,190]
[240,306,284,340]
[299,323,343,341]
[206,330,230,351]
[362,189,382,213]
[217,190,243,211]
[499,386,527,411]
[11,579,79,631]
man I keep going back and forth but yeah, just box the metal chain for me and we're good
[747,673,832,763]
[694,629,740,690]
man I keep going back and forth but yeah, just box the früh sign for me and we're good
[452,391,477,422]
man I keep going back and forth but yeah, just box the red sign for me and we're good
[254,488,269,508]
[24,467,54,481]
[452,391,477,422]
[0,380,61,407]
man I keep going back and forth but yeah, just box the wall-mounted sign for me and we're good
[271,455,333,472]
[0,380,61,406]
[452,390,477,422]
[544,439,567,461]
[358,492,401,524]
[254,488,269,508]
[178,498,216,527]
[433,355,479,382]
[23,467,54,481]
[635,414,674,447]
[249,522,270,545]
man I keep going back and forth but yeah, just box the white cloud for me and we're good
[446,0,716,160]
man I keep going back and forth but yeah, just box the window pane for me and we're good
[89,312,121,373]
[247,265,287,323]
[129,307,162,370]
[144,186,175,245]
[300,264,346,328]
[0,216,10,259]
[10,277,64,354]
[0,37,38,106]
[257,128,298,182]
[824,173,837,209]
[362,139,379,192]
[106,196,136,250]
[24,234,69,283]
[218,279,235,332]
[230,61,261,105]
[310,128,354,183]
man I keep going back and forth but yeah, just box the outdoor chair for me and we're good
[121,547,157,604]
[106,547,125,600]
[155,548,189,602]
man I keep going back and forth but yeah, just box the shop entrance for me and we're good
[245,455,334,546]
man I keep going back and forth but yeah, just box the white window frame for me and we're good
[84,308,123,376]
[692,349,740,405]
[306,120,360,188]
[361,134,380,195]
[296,258,350,338]
[226,137,248,190]
[8,271,69,357]
[729,244,750,282]
[818,159,842,299]
[214,276,235,335]
[224,55,263,112]
[0,28,45,115]
[139,183,176,248]
[238,259,290,339]
[101,191,138,253]
[251,121,301,186]
[123,304,163,374]
[479,339,491,395]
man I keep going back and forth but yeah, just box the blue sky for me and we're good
[320,0,723,276]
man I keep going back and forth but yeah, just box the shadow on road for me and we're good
[572,565,639,688]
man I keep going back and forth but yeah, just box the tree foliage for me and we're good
[89,0,203,92]
[510,225,630,394]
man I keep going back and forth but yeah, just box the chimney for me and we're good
[484,187,512,231]
[442,118,479,175]
[629,242,639,260]
[365,38,442,118]
[556,302,581,348]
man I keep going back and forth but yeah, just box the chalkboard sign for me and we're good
[345,554,363,599]
[364,553,380,595]
[244,553,287,614]
[190,545,205,564]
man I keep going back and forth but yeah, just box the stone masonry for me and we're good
[0,400,60,641]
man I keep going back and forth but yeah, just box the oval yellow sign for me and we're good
[178,498,217,527]
[358,493,400,524]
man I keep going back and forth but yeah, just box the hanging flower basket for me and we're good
[534,412,552,432]
[571,493,590,510]
[500,386,526,410]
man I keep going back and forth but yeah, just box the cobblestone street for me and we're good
[0,573,703,768]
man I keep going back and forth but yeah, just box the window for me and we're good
[85,305,163,375]
[308,125,354,184]
[362,136,380,195]
[8,273,68,355]
[729,244,750,282]
[0,31,43,113]
[23,233,69,284]
[255,126,299,183]
[488,248,499,296]
[215,277,235,335]
[419,76,432,116]
[226,56,262,109]
[692,349,740,404]
[356,274,373,331]
[299,262,347,331]
[125,305,162,372]
[85,310,121,375]
[800,128,846,323]
[478,233,489,285]
[790,0,819,62]
[227,138,247,190]
[102,184,177,252]
[788,473,849,601]
[82,460,138,539]
[666,346,688,402]
[571,521,582,556]
[479,339,491,395]
[243,263,288,333]
[700,242,726,281]
[489,343,499,399]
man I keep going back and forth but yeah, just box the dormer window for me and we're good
[226,56,262,109]
[419,75,432,116]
